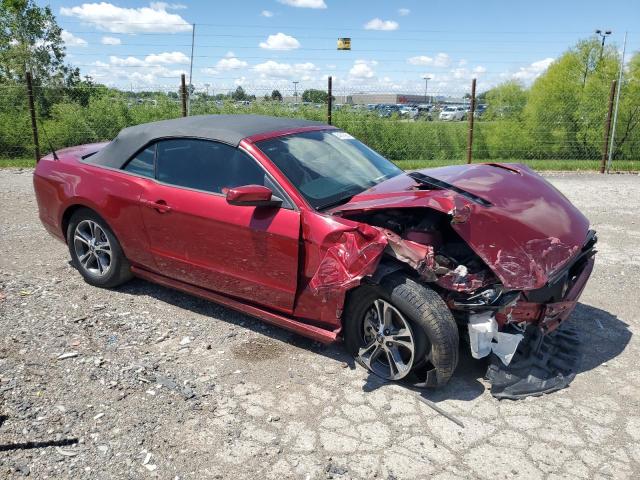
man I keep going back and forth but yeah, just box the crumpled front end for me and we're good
[321,164,597,397]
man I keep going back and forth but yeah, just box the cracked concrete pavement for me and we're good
[0,169,639,479]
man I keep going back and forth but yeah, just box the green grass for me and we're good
[0,156,34,168]
[2,156,638,172]
[394,159,640,172]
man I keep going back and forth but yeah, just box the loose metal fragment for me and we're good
[417,395,465,428]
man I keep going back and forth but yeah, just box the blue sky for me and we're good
[45,0,640,95]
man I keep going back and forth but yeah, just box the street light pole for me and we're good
[293,81,299,103]
[595,29,612,61]
[423,76,431,104]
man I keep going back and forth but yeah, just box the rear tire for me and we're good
[344,273,459,387]
[66,208,133,288]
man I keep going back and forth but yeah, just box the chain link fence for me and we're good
[1,76,638,171]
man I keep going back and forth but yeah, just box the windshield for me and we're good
[256,130,403,210]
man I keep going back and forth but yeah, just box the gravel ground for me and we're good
[1,169,639,479]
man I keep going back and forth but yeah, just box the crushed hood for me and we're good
[330,163,590,290]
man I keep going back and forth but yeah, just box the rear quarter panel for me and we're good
[33,150,156,270]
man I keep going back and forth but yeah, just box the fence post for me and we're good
[327,76,333,125]
[600,79,617,174]
[25,72,41,164]
[466,78,477,164]
[180,73,187,117]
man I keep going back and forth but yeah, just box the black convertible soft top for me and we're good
[85,114,328,169]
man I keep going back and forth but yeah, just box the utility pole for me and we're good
[181,74,187,117]
[595,29,612,61]
[187,23,195,115]
[293,81,299,103]
[25,71,40,164]
[327,76,332,125]
[423,76,431,104]
[607,31,627,172]
[600,80,617,174]
[466,78,477,164]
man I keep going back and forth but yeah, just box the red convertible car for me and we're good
[33,115,596,398]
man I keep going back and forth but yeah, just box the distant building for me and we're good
[282,93,469,105]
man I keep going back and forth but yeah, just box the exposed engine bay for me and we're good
[337,207,596,399]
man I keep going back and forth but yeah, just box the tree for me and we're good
[230,86,255,101]
[302,89,328,103]
[483,81,528,120]
[271,89,283,101]
[231,86,247,101]
[523,37,620,159]
[0,0,66,83]
[611,52,640,159]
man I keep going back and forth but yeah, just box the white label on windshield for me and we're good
[332,131,354,140]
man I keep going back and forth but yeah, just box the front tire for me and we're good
[344,273,459,387]
[66,208,133,288]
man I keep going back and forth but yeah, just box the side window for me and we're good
[156,139,266,194]
[124,144,155,177]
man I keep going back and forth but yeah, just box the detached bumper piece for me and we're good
[485,322,582,400]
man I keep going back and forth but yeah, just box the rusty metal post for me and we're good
[180,74,187,117]
[466,78,477,164]
[600,79,617,174]
[25,72,41,163]
[327,76,333,125]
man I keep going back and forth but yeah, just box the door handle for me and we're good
[140,199,172,213]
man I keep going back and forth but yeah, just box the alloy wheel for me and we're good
[73,220,112,277]
[358,299,416,380]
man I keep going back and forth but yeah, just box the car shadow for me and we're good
[570,302,632,374]
[116,278,352,363]
[116,280,631,401]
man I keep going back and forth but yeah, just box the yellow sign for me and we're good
[337,38,351,50]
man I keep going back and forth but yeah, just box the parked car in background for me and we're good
[377,104,402,118]
[416,104,433,121]
[474,104,488,118]
[399,106,418,119]
[439,105,466,121]
[33,114,596,396]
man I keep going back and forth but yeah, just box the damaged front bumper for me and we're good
[464,233,596,399]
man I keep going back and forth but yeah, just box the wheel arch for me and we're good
[61,203,114,244]
[342,256,415,328]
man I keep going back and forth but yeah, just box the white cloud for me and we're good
[261,10,274,17]
[512,57,554,82]
[433,53,451,67]
[408,55,433,66]
[259,32,301,50]
[451,68,468,79]
[224,51,235,58]
[458,59,467,66]
[109,56,145,67]
[60,2,191,34]
[61,30,87,47]
[254,60,317,79]
[408,53,450,67]
[349,60,377,79]
[364,18,399,31]
[473,65,487,74]
[144,51,189,64]
[109,51,189,67]
[101,36,121,45]
[216,56,248,71]
[149,2,186,9]
[277,0,327,8]
[87,59,188,87]
[398,8,410,16]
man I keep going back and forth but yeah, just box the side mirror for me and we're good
[226,185,282,207]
